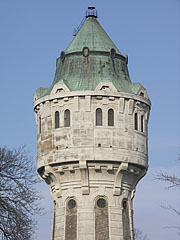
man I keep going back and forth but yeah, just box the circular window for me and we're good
[83,47,89,57]
[110,48,116,59]
[97,198,106,208]
[68,199,76,209]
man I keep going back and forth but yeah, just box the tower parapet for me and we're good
[34,7,150,240]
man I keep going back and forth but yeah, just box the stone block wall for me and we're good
[34,84,150,240]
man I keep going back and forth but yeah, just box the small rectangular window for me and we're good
[141,115,144,132]
[55,111,60,128]
[39,117,41,134]
[134,113,138,130]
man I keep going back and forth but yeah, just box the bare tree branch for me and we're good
[134,228,149,240]
[154,171,180,189]
[154,158,180,235]
[0,146,42,240]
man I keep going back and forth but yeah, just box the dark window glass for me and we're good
[134,113,138,130]
[122,199,127,210]
[97,198,106,208]
[39,117,41,134]
[108,109,114,126]
[96,108,102,126]
[68,199,76,209]
[55,111,60,128]
[64,109,70,127]
[141,115,144,132]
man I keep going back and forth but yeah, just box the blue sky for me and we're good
[0,0,179,239]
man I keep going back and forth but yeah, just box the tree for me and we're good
[134,228,149,240]
[0,146,42,240]
[154,163,180,234]
[155,171,180,189]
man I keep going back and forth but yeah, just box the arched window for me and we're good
[64,109,70,127]
[65,198,77,240]
[141,115,144,132]
[108,109,114,126]
[55,111,60,128]
[96,108,102,126]
[122,199,131,239]
[134,113,138,130]
[39,117,41,134]
[83,47,89,57]
[95,197,109,240]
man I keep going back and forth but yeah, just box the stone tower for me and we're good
[34,7,151,240]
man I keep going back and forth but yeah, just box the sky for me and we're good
[0,0,179,239]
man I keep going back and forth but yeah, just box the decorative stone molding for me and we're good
[113,162,129,196]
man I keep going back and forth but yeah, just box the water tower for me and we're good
[34,6,151,240]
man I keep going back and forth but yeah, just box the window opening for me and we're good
[122,199,130,239]
[122,199,127,210]
[68,199,76,209]
[96,108,102,126]
[83,47,89,57]
[97,198,106,208]
[64,109,70,127]
[140,92,144,97]
[108,109,114,126]
[65,198,77,240]
[141,115,144,132]
[95,197,109,240]
[134,113,138,130]
[110,48,116,59]
[39,117,41,134]
[55,111,60,128]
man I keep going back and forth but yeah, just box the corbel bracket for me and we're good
[113,162,128,196]
[43,166,62,198]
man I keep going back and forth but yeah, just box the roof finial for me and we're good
[86,6,98,18]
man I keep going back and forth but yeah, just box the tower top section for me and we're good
[34,7,148,101]
[86,6,98,18]
[65,9,121,55]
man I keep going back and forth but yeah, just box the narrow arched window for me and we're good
[108,109,114,126]
[65,198,77,240]
[122,199,131,239]
[64,109,70,127]
[134,113,138,130]
[141,115,144,132]
[55,111,60,128]
[95,197,109,240]
[39,117,41,134]
[96,108,102,126]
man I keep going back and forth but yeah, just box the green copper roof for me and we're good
[65,17,121,55]
[35,12,144,100]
